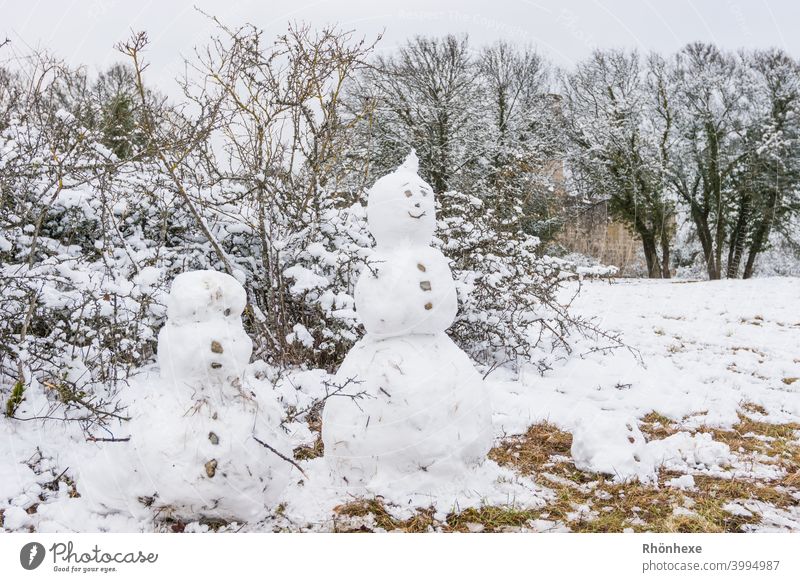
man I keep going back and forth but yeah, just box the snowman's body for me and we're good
[355,246,457,338]
[92,271,292,522]
[322,154,492,491]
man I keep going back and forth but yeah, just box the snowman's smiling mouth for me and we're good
[408,211,426,219]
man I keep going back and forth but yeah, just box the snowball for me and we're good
[570,413,652,481]
[355,246,457,338]
[647,432,732,472]
[366,153,437,248]
[571,419,733,483]
[1,505,31,531]
[666,474,696,490]
[322,333,493,491]
[158,270,253,387]
[165,270,247,325]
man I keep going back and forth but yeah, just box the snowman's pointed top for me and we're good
[398,150,419,174]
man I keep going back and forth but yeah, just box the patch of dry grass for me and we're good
[639,411,680,440]
[483,417,799,533]
[446,506,541,532]
[706,412,800,475]
[293,409,325,461]
[322,413,798,533]
[293,436,324,461]
[488,421,572,474]
[332,499,435,532]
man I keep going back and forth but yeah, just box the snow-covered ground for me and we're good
[2,277,798,532]
[495,276,800,438]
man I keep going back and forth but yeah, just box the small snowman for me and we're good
[322,153,493,492]
[82,271,292,523]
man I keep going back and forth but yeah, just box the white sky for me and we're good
[2,0,798,96]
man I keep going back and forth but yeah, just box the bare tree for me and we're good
[562,49,674,278]
[477,41,563,241]
[736,49,800,278]
[659,43,752,280]
[354,34,479,196]
[118,19,380,367]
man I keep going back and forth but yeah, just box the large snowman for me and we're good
[80,271,292,523]
[322,153,493,492]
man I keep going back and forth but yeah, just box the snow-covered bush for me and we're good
[0,55,206,432]
[438,189,614,368]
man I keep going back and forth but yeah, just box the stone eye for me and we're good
[404,190,413,198]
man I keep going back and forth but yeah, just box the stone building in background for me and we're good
[558,198,645,276]
[545,157,647,276]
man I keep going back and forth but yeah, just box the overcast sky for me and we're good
[2,0,798,95]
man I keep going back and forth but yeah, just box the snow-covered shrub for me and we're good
[0,56,199,431]
[437,189,611,368]
[254,196,372,368]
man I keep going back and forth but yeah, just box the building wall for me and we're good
[544,155,646,275]
[557,199,647,276]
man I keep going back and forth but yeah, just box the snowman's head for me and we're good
[367,152,436,248]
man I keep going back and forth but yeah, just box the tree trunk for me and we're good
[743,218,770,279]
[726,194,750,278]
[640,231,663,279]
[688,202,717,279]
[744,186,779,279]
[707,123,725,281]
[660,224,671,279]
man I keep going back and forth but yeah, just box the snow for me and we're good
[322,156,493,492]
[491,277,800,436]
[283,265,330,294]
[365,151,437,248]
[75,271,292,523]
[571,412,650,481]
[356,246,457,338]
[75,369,293,523]
[158,271,253,386]
[666,475,696,490]
[322,334,493,490]
[573,424,733,482]
[282,457,549,527]
[2,276,799,531]
[286,323,315,348]
[2,505,31,531]
[133,265,162,293]
[722,502,754,518]
[647,432,732,474]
